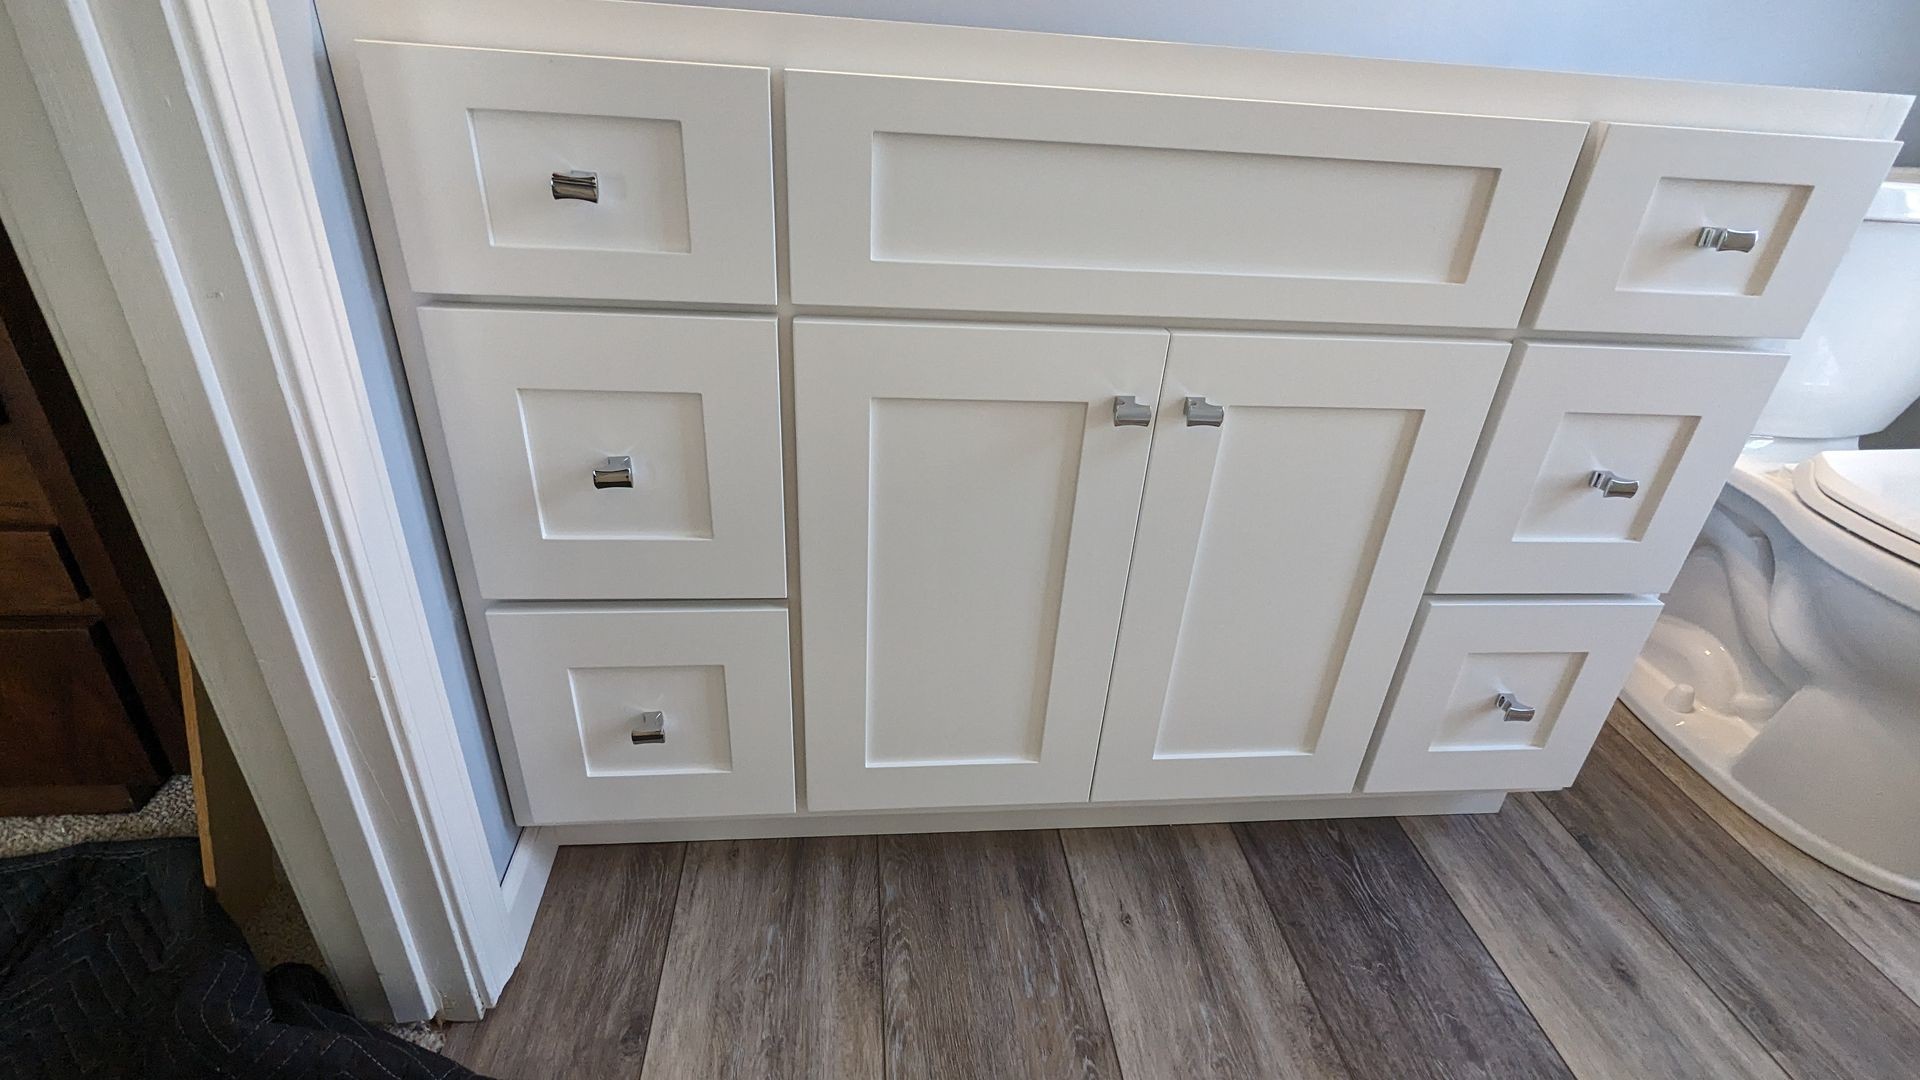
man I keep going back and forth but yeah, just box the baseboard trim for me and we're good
[481,827,559,1003]
[545,790,1506,845]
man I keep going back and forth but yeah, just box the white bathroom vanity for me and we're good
[315,0,1906,840]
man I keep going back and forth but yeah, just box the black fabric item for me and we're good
[0,837,485,1079]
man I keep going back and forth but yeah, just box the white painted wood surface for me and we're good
[1092,334,1506,802]
[786,70,1586,327]
[486,605,795,823]
[355,41,775,305]
[793,319,1169,811]
[1532,123,1899,338]
[417,308,786,600]
[1362,597,1663,793]
[1435,343,1786,596]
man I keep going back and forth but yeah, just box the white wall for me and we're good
[675,0,1920,164]
[268,0,520,875]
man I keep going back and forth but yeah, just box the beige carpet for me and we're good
[0,775,197,856]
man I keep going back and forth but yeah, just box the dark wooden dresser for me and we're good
[1,225,185,815]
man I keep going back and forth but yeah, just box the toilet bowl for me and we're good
[1622,450,1920,898]
[1622,171,1920,899]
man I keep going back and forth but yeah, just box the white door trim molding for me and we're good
[0,0,548,1020]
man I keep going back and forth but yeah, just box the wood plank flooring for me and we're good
[1064,824,1346,1079]
[640,837,881,1080]
[446,704,1920,1079]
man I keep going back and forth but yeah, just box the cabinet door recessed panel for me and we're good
[793,319,1169,811]
[355,41,775,304]
[486,606,794,823]
[1092,334,1507,802]
[1530,123,1898,338]
[1360,597,1661,793]
[418,308,786,600]
[786,71,1586,326]
[1435,342,1784,596]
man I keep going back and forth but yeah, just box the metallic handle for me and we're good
[592,455,634,489]
[1184,396,1225,428]
[1589,469,1640,499]
[552,170,600,202]
[629,710,666,745]
[1112,395,1152,427]
[1695,226,1758,253]
[1495,693,1537,724]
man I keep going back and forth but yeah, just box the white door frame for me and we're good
[0,0,549,1020]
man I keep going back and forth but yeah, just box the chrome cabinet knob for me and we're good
[552,170,600,202]
[1112,395,1152,427]
[1588,469,1640,499]
[592,455,634,489]
[1184,396,1225,428]
[1696,226,1758,253]
[630,710,666,745]
[1494,693,1537,723]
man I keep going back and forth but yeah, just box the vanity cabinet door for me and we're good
[793,319,1169,811]
[1091,333,1506,802]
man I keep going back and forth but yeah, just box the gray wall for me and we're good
[1864,399,1920,449]
[269,0,520,876]
[674,0,1920,164]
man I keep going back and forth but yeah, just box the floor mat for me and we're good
[0,837,485,1079]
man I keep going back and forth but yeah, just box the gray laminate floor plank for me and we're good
[639,836,882,1080]
[1538,723,1920,1079]
[1234,817,1574,1080]
[1406,794,1788,1079]
[880,830,1121,1080]
[1062,824,1351,1080]
[443,843,684,1078]
[1609,704,1920,1010]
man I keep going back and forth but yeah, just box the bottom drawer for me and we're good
[486,605,795,824]
[1360,597,1661,793]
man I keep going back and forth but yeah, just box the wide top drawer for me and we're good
[355,41,776,305]
[1529,123,1899,338]
[785,71,1587,327]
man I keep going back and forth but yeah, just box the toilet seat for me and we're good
[1796,450,1920,566]
[1726,456,1920,611]
[1808,449,1920,542]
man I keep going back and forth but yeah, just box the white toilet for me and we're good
[1623,171,1920,900]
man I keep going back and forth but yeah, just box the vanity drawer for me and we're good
[487,605,795,824]
[355,41,775,305]
[1530,123,1897,338]
[786,71,1586,326]
[419,308,786,600]
[1360,597,1661,794]
[1435,342,1783,596]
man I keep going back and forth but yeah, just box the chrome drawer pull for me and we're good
[1588,469,1640,499]
[592,455,634,489]
[1112,395,1152,427]
[551,170,600,202]
[1495,693,1537,723]
[1695,226,1758,253]
[630,710,666,745]
[1184,396,1225,427]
